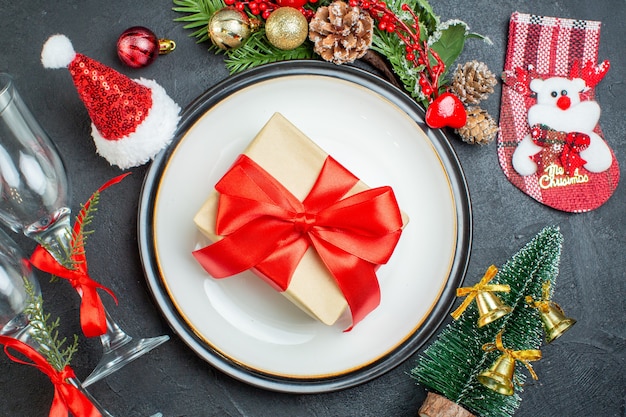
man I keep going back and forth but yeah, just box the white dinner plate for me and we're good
[138,61,471,393]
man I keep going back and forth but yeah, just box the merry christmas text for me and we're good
[539,163,589,189]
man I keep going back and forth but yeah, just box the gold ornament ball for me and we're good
[208,7,257,50]
[265,7,308,50]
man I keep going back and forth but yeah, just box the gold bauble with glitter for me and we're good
[208,7,258,50]
[265,7,308,50]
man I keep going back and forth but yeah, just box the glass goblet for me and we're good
[0,228,165,417]
[0,227,115,416]
[0,72,168,387]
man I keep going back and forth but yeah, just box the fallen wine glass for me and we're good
[0,72,168,387]
[0,227,163,417]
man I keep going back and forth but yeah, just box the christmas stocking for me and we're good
[497,12,619,212]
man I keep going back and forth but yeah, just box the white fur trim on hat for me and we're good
[41,34,76,69]
[91,78,181,170]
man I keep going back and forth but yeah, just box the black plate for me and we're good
[138,61,472,393]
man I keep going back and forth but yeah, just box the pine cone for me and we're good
[451,61,497,105]
[308,1,373,64]
[455,106,499,145]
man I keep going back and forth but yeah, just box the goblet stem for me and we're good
[27,210,72,264]
[31,220,170,387]
[73,376,166,417]
[70,377,162,417]
[68,377,115,417]
[37,229,170,388]
[82,309,169,387]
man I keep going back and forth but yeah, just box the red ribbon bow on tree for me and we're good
[192,155,404,328]
[29,174,130,338]
[530,124,590,175]
[0,336,101,417]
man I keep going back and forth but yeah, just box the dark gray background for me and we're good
[1,0,624,416]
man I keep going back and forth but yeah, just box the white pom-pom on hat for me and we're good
[41,34,76,69]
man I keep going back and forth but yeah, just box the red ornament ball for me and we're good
[276,0,309,8]
[117,26,159,68]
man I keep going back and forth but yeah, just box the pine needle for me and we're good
[23,279,79,371]
[224,31,315,74]
[47,187,102,276]
[371,29,425,104]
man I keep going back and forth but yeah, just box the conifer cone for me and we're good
[455,106,499,145]
[308,1,373,64]
[451,61,497,105]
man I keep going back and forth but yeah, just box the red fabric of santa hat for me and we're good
[41,34,180,169]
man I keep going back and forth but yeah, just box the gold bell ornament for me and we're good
[477,353,516,396]
[477,330,542,396]
[526,282,576,343]
[451,265,512,327]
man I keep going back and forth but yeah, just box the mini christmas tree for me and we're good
[411,225,575,417]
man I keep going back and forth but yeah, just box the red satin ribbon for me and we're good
[0,336,101,417]
[192,155,403,328]
[531,124,590,175]
[29,174,130,338]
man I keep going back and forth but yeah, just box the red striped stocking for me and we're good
[497,12,619,212]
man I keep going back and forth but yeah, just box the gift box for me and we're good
[193,113,407,327]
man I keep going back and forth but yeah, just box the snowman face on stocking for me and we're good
[498,57,619,213]
[512,75,613,177]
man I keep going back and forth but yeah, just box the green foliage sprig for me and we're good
[23,279,79,371]
[172,0,489,104]
[223,31,316,73]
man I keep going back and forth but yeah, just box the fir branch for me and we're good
[412,226,564,417]
[72,192,99,253]
[371,30,426,105]
[224,31,315,74]
[23,279,79,371]
[51,188,102,273]
[173,0,227,45]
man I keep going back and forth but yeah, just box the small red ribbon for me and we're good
[531,124,590,175]
[29,174,130,338]
[561,132,591,174]
[0,336,102,417]
[193,155,404,328]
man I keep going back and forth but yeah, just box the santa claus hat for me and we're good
[41,34,180,169]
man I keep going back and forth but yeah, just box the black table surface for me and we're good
[1,1,624,416]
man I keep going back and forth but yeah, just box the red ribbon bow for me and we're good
[0,336,102,417]
[561,132,591,174]
[29,174,130,338]
[192,155,404,328]
[531,124,590,175]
